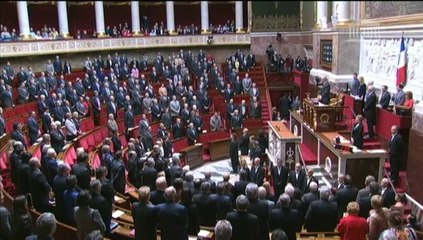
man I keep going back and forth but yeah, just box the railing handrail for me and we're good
[405,193,423,211]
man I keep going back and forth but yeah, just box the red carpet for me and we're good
[299,143,318,165]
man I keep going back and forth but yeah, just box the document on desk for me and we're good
[366,149,387,153]
[112,210,125,219]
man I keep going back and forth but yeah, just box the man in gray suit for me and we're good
[170,95,181,117]
[242,73,252,94]
[210,111,223,132]
[393,84,405,106]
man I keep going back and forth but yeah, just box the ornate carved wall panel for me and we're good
[364,1,423,19]
[252,1,301,32]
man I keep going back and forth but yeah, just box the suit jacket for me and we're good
[111,135,122,151]
[131,202,157,240]
[302,192,320,216]
[358,84,367,101]
[74,207,106,240]
[0,115,5,136]
[1,90,13,107]
[351,123,364,149]
[270,208,301,240]
[150,190,165,206]
[239,133,250,155]
[334,185,359,219]
[90,193,112,235]
[193,193,216,226]
[320,82,330,104]
[231,114,242,129]
[210,193,232,220]
[12,130,27,148]
[29,168,51,212]
[271,166,289,198]
[247,199,270,240]
[229,139,239,162]
[71,163,91,190]
[394,90,405,105]
[250,165,265,186]
[389,134,403,156]
[50,129,65,154]
[154,202,189,240]
[288,169,306,193]
[111,159,126,194]
[379,91,391,109]
[52,174,68,221]
[124,111,134,129]
[187,128,198,146]
[381,187,396,208]
[172,123,184,139]
[304,176,319,193]
[27,116,40,143]
[363,92,377,121]
[305,199,338,232]
[226,211,258,240]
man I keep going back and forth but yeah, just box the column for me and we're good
[131,1,141,35]
[316,1,328,28]
[95,1,106,36]
[235,1,244,33]
[166,1,176,34]
[247,1,252,33]
[57,1,69,37]
[200,1,209,33]
[332,1,351,26]
[16,1,30,39]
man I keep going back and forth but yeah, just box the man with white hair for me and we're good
[363,85,377,138]
[304,186,338,232]
[250,158,264,186]
[154,186,189,240]
[50,121,65,154]
[258,186,275,211]
[44,148,58,185]
[301,181,319,214]
[245,183,270,240]
[215,220,232,240]
[26,212,57,239]
[150,176,167,205]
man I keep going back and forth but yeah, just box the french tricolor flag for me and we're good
[396,36,407,86]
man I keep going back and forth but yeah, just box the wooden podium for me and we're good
[302,98,340,132]
[180,143,204,169]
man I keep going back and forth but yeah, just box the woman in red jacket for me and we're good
[337,201,369,240]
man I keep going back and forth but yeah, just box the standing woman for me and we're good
[11,195,33,240]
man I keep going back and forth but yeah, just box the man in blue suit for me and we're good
[393,84,405,106]
[27,111,40,144]
[379,85,391,109]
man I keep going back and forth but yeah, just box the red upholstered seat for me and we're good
[4,108,15,119]
[117,121,125,134]
[79,137,88,150]
[100,127,109,139]
[92,153,101,169]
[86,134,95,151]
[15,106,26,116]
[119,134,127,147]
[84,119,95,131]
[199,134,209,143]
[68,146,77,163]
[66,154,75,166]
[117,109,125,120]
[34,147,42,159]
[0,152,8,170]
[173,137,188,153]
[94,131,103,143]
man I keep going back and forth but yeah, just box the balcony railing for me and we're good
[0,34,251,58]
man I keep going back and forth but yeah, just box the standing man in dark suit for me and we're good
[27,111,40,145]
[124,105,134,140]
[304,169,319,194]
[270,193,301,240]
[250,158,265,187]
[380,178,396,208]
[172,118,184,139]
[141,159,158,191]
[229,133,239,174]
[319,77,330,105]
[304,186,338,232]
[388,125,403,184]
[245,183,270,240]
[71,152,91,190]
[226,195,258,240]
[379,85,391,109]
[233,170,250,200]
[186,123,198,146]
[111,151,126,195]
[333,174,358,220]
[52,163,70,222]
[154,186,188,240]
[288,163,306,193]
[89,179,112,237]
[11,122,27,149]
[29,157,53,213]
[131,186,157,240]
[239,128,250,156]
[350,73,360,96]
[271,158,289,200]
[351,114,364,150]
[363,86,377,138]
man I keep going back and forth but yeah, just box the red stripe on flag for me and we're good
[396,66,406,86]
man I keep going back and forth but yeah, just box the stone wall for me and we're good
[250,33,313,64]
